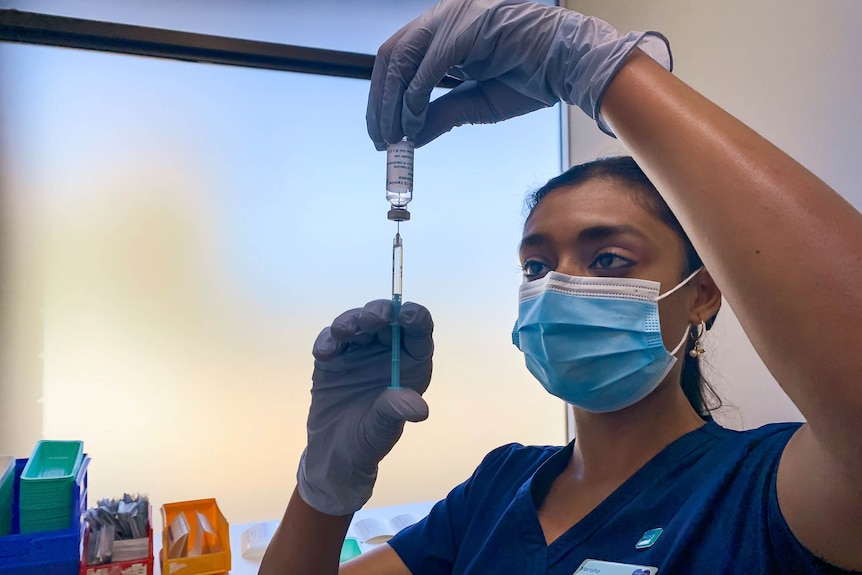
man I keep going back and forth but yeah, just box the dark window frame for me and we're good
[0,8,460,86]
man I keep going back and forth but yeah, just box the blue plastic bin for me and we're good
[0,456,89,575]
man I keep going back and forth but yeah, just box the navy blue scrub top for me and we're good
[388,419,853,574]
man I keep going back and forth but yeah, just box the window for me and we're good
[0,4,564,524]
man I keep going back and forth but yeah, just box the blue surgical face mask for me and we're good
[512,268,702,413]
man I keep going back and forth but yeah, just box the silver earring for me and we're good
[689,321,706,358]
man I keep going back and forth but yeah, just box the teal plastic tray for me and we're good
[20,441,83,482]
[340,537,362,563]
[0,456,13,536]
[0,456,89,575]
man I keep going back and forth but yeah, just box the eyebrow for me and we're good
[519,224,651,251]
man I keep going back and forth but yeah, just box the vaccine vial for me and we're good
[386,138,414,209]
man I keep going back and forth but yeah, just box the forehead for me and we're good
[523,178,682,251]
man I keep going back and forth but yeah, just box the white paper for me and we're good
[352,513,420,544]
[192,510,222,555]
[388,513,419,532]
[241,522,274,562]
[352,517,393,544]
[167,512,189,559]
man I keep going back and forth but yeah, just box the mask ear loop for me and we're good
[670,326,690,356]
[659,267,704,356]
[655,267,703,302]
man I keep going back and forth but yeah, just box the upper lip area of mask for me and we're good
[519,271,661,302]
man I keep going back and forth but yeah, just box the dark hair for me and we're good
[525,156,721,419]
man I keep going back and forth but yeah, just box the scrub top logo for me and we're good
[632,570,651,575]
[635,527,663,550]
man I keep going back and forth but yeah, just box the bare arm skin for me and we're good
[340,543,412,575]
[601,50,862,570]
[258,488,411,575]
[258,488,351,575]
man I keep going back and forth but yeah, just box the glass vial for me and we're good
[386,138,414,208]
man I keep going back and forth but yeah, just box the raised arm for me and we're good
[600,51,862,571]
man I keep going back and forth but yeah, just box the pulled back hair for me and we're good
[525,156,721,419]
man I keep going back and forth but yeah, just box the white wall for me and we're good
[565,0,862,429]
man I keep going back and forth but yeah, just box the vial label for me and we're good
[386,140,414,194]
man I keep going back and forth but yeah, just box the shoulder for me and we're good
[387,442,566,570]
[471,442,562,480]
[451,442,564,503]
[692,420,804,480]
[737,420,803,437]
[706,419,802,449]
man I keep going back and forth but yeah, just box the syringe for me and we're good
[386,138,413,389]
[390,228,403,389]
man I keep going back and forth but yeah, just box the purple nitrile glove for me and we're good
[367,0,671,149]
[297,300,433,516]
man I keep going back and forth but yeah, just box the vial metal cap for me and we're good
[388,207,411,221]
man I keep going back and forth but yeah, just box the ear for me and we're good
[689,269,722,329]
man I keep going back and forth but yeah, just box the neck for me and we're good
[569,376,706,483]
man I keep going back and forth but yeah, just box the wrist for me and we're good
[598,46,674,140]
[591,32,672,137]
[297,447,377,516]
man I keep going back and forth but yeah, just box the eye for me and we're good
[590,251,635,271]
[521,259,551,281]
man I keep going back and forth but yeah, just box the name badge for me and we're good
[574,559,659,575]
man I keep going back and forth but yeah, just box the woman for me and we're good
[260,1,862,573]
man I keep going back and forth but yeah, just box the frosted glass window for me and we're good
[0,42,564,523]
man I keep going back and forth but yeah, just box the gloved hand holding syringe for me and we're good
[385,138,414,389]
[295,137,430,517]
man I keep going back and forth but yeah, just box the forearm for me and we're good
[601,51,862,449]
[259,487,353,575]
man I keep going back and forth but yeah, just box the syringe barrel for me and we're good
[391,232,403,389]
[392,233,403,296]
[386,139,414,208]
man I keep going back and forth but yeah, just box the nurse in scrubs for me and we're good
[260,1,862,573]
